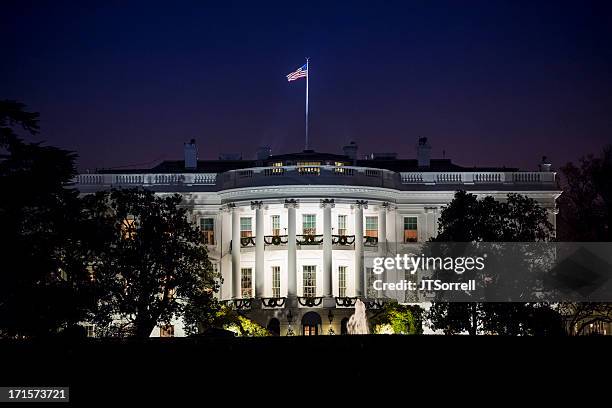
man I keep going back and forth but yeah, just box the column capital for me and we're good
[320,198,335,209]
[424,206,438,213]
[354,200,368,209]
[284,199,299,209]
[381,201,397,211]
[250,200,264,210]
[220,203,237,212]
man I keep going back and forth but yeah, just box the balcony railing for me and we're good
[240,236,256,247]
[75,173,217,186]
[400,171,556,185]
[364,236,378,246]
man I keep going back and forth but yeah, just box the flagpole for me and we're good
[305,57,309,151]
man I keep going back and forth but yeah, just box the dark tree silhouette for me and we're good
[0,100,88,337]
[427,191,563,335]
[556,147,612,335]
[77,188,219,338]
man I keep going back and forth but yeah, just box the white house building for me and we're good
[75,138,561,336]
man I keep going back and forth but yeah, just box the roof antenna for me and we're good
[442,149,446,159]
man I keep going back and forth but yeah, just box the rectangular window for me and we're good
[404,216,418,242]
[337,215,347,236]
[365,216,378,238]
[297,161,321,174]
[160,325,174,338]
[85,324,95,338]
[240,217,252,238]
[302,265,316,297]
[271,215,281,236]
[241,268,252,298]
[366,267,376,298]
[272,266,281,298]
[338,266,347,297]
[200,217,215,245]
[302,214,317,235]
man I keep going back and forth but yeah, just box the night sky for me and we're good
[2,0,611,172]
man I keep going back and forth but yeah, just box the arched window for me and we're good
[341,317,349,335]
[267,318,281,336]
[301,312,322,336]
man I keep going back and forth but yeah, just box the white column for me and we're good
[285,199,298,304]
[253,201,264,298]
[231,204,241,299]
[321,199,334,299]
[354,200,367,297]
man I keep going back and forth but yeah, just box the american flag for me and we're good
[286,64,308,81]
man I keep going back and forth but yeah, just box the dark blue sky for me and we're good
[2,0,611,171]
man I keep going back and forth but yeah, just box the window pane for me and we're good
[240,217,252,238]
[365,216,378,238]
[338,266,347,297]
[241,268,252,298]
[272,266,281,298]
[303,214,316,235]
[271,215,280,236]
[404,217,418,242]
[200,218,214,244]
[366,267,376,298]
[303,265,316,297]
[337,215,347,235]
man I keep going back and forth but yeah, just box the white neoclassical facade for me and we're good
[75,139,561,336]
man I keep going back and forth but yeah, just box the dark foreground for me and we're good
[0,335,607,404]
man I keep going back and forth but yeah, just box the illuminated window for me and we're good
[272,266,281,298]
[200,217,215,245]
[240,217,252,238]
[271,215,281,236]
[85,325,95,338]
[404,217,418,242]
[334,161,345,173]
[337,215,347,236]
[338,266,347,297]
[302,214,316,235]
[303,265,316,297]
[297,161,321,174]
[121,215,136,240]
[241,268,252,298]
[272,161,284,173]
[160,325,174,337]
[365,216,378,238]
[366,267,376,298]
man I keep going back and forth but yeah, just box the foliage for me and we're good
[372,302,423,334]
[75,188,219,338]
[557,146,612,241]
[427,191,561,335]
[0,100,89,338]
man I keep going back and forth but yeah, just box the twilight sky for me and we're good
[2,0,611,172]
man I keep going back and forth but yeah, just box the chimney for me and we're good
[257,146,271,161]
[417,137,431,167]
[184,139,197,170]
[539,155,552,172]
[343,141,358,163]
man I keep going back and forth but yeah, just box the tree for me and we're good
[557,145,612,241]
[0,100,88,338]
[427,191,563,335]
[556,147,612,335]
[77,188,219,338]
